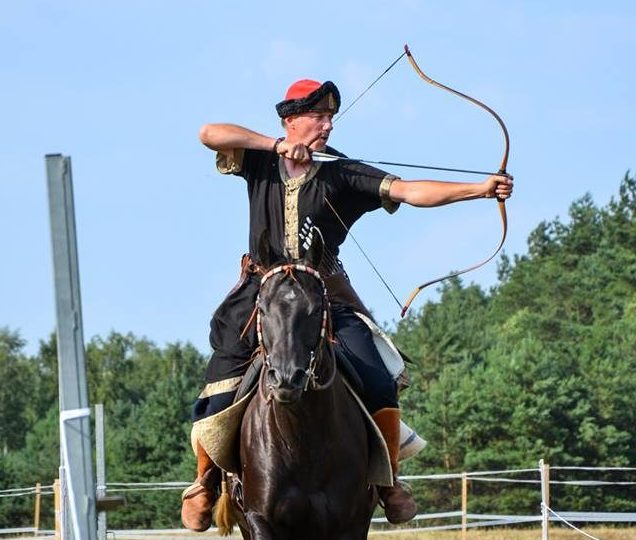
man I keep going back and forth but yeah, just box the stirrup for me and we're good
[394,477,413,493]
[181,481,207,501]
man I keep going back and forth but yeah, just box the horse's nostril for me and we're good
[266,368,283,388]
[290,369,308,387]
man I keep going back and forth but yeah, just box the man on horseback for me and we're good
[182,79,513,532]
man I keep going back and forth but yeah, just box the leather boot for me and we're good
[181,441,218,532]
[372,408,418,524]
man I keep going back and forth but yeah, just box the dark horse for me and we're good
[218,235,378,539]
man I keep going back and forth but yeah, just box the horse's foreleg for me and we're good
[245,511,276,540]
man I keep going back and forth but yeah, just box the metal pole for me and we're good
[46,154,97,540]
[95,404,107,540]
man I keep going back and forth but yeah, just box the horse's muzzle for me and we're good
[265,366,307,404]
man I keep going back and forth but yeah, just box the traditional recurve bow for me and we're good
[398,44,511,317]
[320,45,511,317]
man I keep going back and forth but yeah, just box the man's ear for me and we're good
[283,115,297,131]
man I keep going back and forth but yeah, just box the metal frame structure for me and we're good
[46,154,98,540]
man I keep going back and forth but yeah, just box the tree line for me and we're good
[1,173,635,529]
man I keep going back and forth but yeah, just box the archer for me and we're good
[181,79,513,532]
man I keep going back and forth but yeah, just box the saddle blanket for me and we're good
[192,377,394,487]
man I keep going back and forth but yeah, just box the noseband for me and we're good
[256,263,336,395]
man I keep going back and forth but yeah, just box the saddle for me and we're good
[192,355,394,487]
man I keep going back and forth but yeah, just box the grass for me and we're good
[367,527,634,540]
[51,526,631,539]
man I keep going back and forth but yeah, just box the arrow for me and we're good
[312,151,499,177]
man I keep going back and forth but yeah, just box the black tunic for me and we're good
[217,145,398,264]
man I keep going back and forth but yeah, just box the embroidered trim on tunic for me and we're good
[216,149,245,174]
[380,175,401,214]
[278,158,322,259]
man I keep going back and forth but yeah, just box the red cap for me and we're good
[276,80,340,118]
[284,79,322,100]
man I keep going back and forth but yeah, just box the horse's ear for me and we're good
[303,226,324,269]
[257,230,278,269]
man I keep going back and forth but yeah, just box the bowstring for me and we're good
[323,196,403,311]
[326,49,408,310]
[333,50,407,124]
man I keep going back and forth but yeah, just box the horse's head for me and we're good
[256,230,332,404]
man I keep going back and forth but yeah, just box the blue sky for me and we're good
[1,1,634,356]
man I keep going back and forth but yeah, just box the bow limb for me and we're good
[400,44,510,317]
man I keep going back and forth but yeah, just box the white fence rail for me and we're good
[2,462,635,538]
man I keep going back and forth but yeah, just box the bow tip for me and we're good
[403,44,411,56]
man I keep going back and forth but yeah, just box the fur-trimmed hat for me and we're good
[275,79,341,118]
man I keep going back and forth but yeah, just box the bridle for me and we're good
[256,263,336,395]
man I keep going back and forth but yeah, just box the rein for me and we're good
[256,263,336,396]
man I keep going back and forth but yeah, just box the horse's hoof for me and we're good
[181,482,214,532]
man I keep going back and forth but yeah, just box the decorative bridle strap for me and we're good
[256,263,334,392]
[256,263,329,345]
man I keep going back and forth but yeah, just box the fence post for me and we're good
[540,459,550,540]
[33,482,42,532]
[461,472,468,540]
[54,478,61,540]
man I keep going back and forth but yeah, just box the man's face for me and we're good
[284,93,336,151]
[287,110,334,151]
